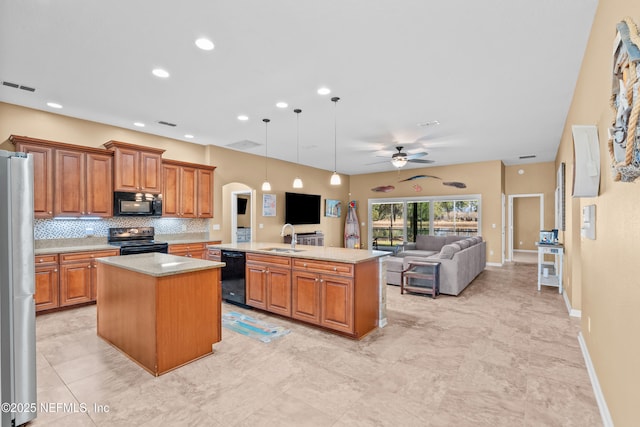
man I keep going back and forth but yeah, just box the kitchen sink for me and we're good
[261,247,306,253]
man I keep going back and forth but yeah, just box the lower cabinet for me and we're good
[292,264,354,334]
[246,254,292,317]
[35,255,59,312]
[168,243,207,259]
[59,249,119,306]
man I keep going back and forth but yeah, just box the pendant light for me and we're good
[330,96,341,185]
[261,118,271,191]
[292,108,303,188]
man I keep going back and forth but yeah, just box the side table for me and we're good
[401,261,441,298]
[536,243,564,294]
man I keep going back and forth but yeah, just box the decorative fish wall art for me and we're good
[398,174,467,189]
[371,185,395,193]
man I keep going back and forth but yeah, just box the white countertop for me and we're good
[97,252,225,277]
[208,242,389,264]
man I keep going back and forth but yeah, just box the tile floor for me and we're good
[30,263,601,426]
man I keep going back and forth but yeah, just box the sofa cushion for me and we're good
[458,239,471,249]
[416,235,446,251]
[438,243,461,259]
[444,235,464,245]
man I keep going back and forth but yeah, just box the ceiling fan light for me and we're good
[391,157,408,168]
[261,180,271,191]
[293,177,303,188]
[330,172,341,185]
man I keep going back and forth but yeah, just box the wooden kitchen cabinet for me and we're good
[207,248,221,262]
[10,137,54,218]
[292,259,354,334]
[34,254,59,312]
[59,249,119,306]
[162,160,215,218]
[196,168,214,217]
[168,242,207,259]
[246,253,292,316]
[54,148,113,217]
[10,135,111,218]
[104,140,165,193]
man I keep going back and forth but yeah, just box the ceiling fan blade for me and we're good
[406,152,428,160]
[365,159,392,165]
[408,159,435,164]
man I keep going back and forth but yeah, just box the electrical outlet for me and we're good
[85,227,94,237]
[181,224,187,232]
[489,250,494,255]
[213,224,221,230]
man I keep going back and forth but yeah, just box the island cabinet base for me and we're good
[97,264,221,376]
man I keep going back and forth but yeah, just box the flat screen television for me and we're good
[285,192,321,225]
[237,197,248,214]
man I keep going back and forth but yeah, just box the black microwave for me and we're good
[113,192,162,216]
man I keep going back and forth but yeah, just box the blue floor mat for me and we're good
[222,311,291,343]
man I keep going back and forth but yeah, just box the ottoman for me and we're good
[386,256,404,286]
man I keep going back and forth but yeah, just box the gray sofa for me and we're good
[385,235,486,296]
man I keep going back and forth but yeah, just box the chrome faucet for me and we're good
[281,223,296,249]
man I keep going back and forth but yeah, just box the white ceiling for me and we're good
[0,1,598,175]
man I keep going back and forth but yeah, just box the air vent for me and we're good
[519,154,536,159]
[2,81,36,92]
[158,121,177,127]
[226,139,261,150]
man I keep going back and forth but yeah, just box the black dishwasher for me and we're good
[221,250,247,307]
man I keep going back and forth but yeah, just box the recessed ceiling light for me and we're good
[152,68,170,78]
[276,102,288,108]
[184,134,194,139]
[237,115,249,121]
[134,122,145,127]
[195,38,215,51]
[317,87,331,95]
[46,102,62,109]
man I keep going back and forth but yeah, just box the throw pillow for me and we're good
[458,239,471,249]
[439,243,461,259]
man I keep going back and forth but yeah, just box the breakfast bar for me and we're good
[96,253,224,376]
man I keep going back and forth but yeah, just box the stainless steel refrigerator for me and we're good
[0,150,37,426]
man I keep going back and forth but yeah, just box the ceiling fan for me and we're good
[386,146,434,168]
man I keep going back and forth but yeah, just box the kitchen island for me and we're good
[208,242,389,339]
[96,253,224,376]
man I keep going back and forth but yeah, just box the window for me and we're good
[369,195,480,248]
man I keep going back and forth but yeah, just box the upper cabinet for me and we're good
[104,140,165,193]
[10,137,55,218]
[162,159,215,218]
[10,135,113,218]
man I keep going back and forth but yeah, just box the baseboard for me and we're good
[578,332,614,427]
[563,290,582,318]
[513,249,537,253]
[486,262,502,267]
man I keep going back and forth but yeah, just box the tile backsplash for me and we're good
[34,217,210,240]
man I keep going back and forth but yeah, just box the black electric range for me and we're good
[107,227,168,255]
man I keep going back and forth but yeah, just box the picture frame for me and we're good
[325,199,341,218]
[262,194,276,217]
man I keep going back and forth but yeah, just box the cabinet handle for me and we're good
[303,263,307,268]
[39,259,43,263]
[54,269,58,272]
[48,211,52,214]
[82,211,86,215]
[314,278,319,282]
[87,265,91,269]
[320,279,324,283]
[333,267,337,271]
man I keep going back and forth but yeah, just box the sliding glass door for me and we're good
[369,196,480,249]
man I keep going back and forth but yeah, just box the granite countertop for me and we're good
[97,252,225,277]
[34,233,220,255]
[207,242,389,264]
